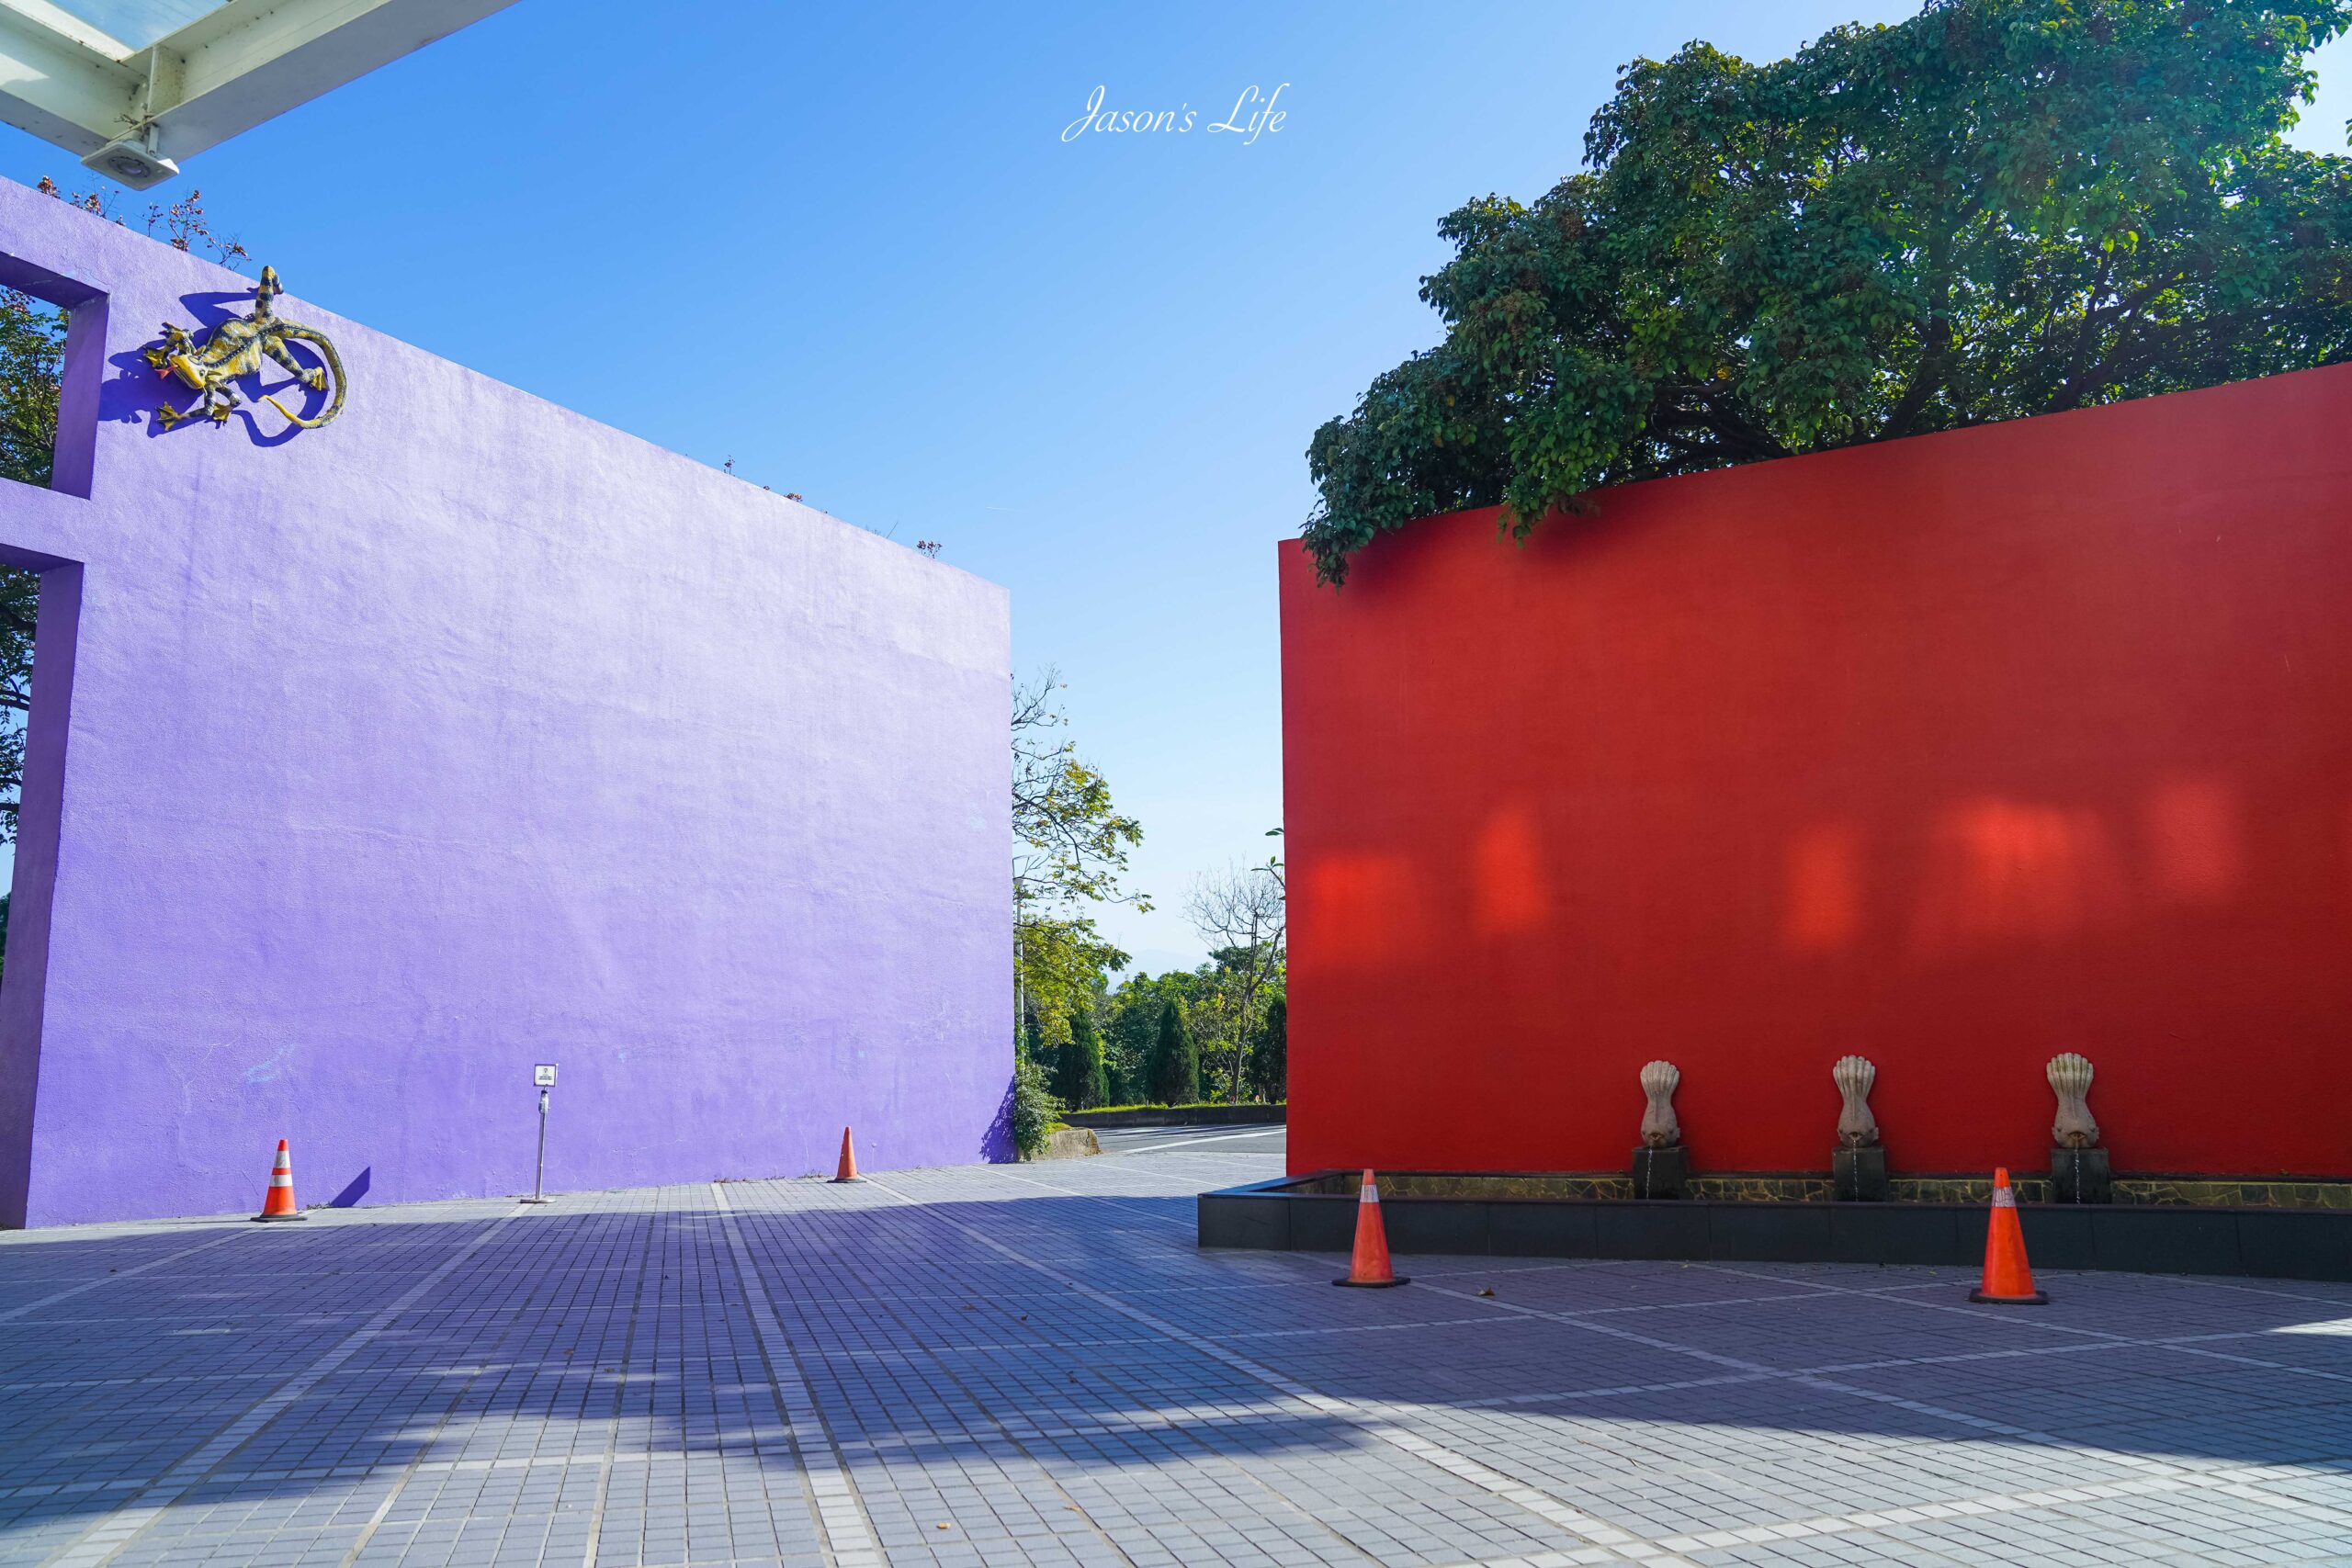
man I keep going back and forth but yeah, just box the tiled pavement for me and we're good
[5,1145,2352,1567]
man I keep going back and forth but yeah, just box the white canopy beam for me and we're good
[0,0,517,186]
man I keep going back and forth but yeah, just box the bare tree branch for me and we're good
[1184,860,1287,1103]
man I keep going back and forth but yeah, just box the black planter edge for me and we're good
[1195,1171,2352,1282]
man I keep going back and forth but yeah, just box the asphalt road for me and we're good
[1090,1121,1288,1159]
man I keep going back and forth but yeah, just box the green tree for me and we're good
[0,289,62,492]
[1304,0,2352,582]
[1051,1004,1105,1108]
[1250,996,1287,1102]
[1047,1009,1080,1102]
[1103,970,1191,1101]
[1149,999,1198,1105]
[0,558,34,850]
[1184,858,1285,1101]
[1070,1007,1110,1108]
[1012,669,1145,1049]
[1180,945,1276,1102]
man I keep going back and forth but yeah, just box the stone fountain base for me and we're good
[2051,1146,2111,1204]
[1832,1146,1889,1201]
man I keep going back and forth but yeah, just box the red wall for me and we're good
[1282,365,2352,1180]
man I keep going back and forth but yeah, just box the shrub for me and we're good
[1011,1057,1063,1158]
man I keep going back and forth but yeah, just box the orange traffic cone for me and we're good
[253,1139,307,1223]
[1969,1167,2045,1304]
[1333,1169,1408,1288]
[831,1126,862,1183]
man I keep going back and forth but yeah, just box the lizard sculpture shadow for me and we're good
[145,265,345,433]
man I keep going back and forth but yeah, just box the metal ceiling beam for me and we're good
[0,3,135,157]
[0,0,518,186]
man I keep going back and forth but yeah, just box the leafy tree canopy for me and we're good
[1304,0,2352,581]
[0,291,62,496]
[1012,669,1146,1047]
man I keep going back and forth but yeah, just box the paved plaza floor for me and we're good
[5,1142,2352,1568]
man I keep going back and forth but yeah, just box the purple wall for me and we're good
[0,180,1012,1227]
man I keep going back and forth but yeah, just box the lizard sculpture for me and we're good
[145,265,345,432]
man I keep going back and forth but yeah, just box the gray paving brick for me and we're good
[6,1154,2352,1566]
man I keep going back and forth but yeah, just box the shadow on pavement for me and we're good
[4,1182,2351,1547]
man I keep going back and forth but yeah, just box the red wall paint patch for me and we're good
[1280,364,2352,1180]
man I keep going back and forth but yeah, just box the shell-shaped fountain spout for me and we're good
[1833,1055,1879,1149]
[1638,1060,1681,1148]
[2048,1053,2098,1149]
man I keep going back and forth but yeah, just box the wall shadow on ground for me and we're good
[3,1185,2351,1549]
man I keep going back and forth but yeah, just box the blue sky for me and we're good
[4,2,2348,974]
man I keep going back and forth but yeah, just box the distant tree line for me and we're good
[1014,879,1289,1123]
[1042,945,1287,1111]
[1008,667,1285,1132]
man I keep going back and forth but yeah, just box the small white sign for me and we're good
[534,1064,557,1088]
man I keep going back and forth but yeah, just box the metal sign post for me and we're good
[523,1064,557,1203]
